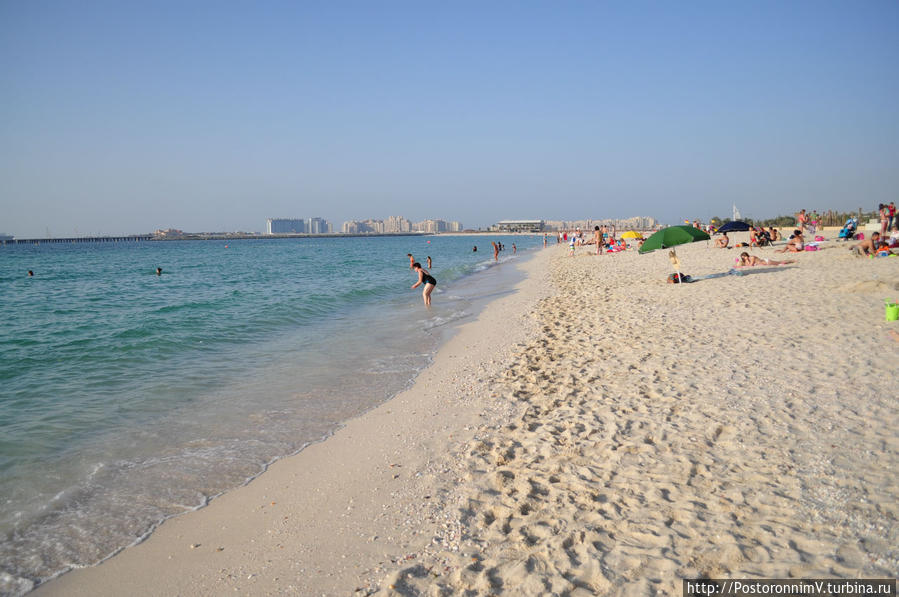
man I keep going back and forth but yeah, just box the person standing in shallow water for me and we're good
[407,253,414,270]
[410,262,436,306]
[426,256,432,269]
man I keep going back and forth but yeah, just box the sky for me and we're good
[1,1,897,237]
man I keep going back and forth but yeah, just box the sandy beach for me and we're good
[32,233,898,596]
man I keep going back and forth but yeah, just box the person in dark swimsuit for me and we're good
[411,262,436,306]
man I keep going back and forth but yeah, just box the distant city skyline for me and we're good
[2,3,897,239]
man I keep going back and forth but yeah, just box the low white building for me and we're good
[492,220,545,232]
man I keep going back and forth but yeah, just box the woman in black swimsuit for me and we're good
[410,262,436,306]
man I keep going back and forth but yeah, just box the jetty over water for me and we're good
[0,232,437,246]
[1,235,153,245]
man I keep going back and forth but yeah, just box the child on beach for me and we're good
[410,262,436,306]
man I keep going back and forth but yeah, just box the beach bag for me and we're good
[805,245,818,251]
[856,233,864,240]
[667,273,691,284]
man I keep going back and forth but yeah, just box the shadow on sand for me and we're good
[689,266,797,282]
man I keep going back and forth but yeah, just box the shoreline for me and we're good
[29,236,899,594]
[30,247,554,596]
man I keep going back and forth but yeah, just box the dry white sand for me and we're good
[374,232,899,595]
[32,233,898,596]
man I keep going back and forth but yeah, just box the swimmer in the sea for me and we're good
[156,267,163,276]
[410,262,436,306]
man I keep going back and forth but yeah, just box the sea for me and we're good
[0,234,542,595]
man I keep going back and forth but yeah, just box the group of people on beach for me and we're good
[407,239,521,306]
[714,227,781,249]
[558,226,636,257]
[850,229,899,257]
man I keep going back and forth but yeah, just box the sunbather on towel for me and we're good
[737,252,795,267]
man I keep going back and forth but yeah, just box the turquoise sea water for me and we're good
[0,234,540,595]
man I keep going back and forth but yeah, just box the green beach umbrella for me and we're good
[638,225,710,254]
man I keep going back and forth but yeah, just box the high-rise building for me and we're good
[413,219,450,233]
[266,218,305,234]
[266,217,331,235]
[305,217,329,234]
[385,216,412,233]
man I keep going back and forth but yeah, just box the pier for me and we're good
[1,235,153,245]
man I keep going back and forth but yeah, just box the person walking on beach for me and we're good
[410,262,436,306]
[492,242,499,261]
[594,226,602,255]
[879,204,889,237]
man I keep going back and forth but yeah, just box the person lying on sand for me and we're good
[850,232,880,256]
[714,232,729,248]
[736,252,795,266]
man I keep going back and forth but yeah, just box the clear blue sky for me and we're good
[2,1,897,236]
